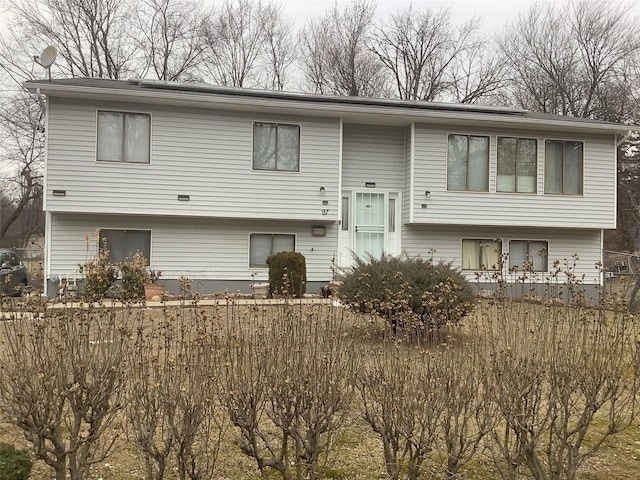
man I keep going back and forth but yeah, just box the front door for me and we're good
[354,192,386,260]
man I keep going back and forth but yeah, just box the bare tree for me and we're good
[370,6,465,101]
[201,0,292,89]
[499,0,640,120]
[447,37,508,104]
[260,2,295,91]
[3,0,140,80]
[0,94,44,246]
[300,0,387,97]
[136,0,206,81]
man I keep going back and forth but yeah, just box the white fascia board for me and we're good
[27,83,632,135]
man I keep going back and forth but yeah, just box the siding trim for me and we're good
[410,122,415,222]
[338,117,343,227]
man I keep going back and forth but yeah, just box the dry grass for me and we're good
[0,299,638,479]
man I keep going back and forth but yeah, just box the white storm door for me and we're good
[355,192,386,260]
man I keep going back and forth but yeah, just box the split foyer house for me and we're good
[25,78,629,297]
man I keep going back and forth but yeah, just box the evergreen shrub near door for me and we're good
[267,251,307,297]
[339,254,475,330]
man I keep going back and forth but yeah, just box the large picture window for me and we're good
[99,229,151,264]
[253,122,300,172]
[249,233,295,267]
[544,140,583,194]
[97,111,150,163]
[462,239,501,271]
[497,137,537,193]
[447,134,489,191]
[509,240,548,272]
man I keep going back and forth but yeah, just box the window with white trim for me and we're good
[97,111,150,163]
[99,229,151,264]
[253,122,300,171]
[462,239,501,271]
[509,240,548,272]
[447,134,489,191]
[249,234,295,267]
[497,137,537,193]
[544,140,583,194]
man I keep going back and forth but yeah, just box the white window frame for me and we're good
[496,136,538,193]
[96,110,152,164]
[446,133,490,192]
[251,121,301,172]
[543,139,584,195]
[508,239,549,272]
[248,233,297,268]
[461,238,502,271]
[98,228,152,264]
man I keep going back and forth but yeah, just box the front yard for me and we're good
[0,296,638,480]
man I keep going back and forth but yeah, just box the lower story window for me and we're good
[509,240,548,272]
[99,229,151,264]
[462,239,502,270]
[250,233,295,267]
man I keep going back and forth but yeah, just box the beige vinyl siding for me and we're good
[342,124,405,190]
[402,225,602,284]
[413,124,616,229]
[49,213,337,283]
[45,98,340,221]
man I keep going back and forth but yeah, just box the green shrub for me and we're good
[79,248,117,302]
[267,251,307,298]
[120,252,150,301]
[0,443,32,480]
[338,254,475,329]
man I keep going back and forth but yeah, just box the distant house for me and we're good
[25,78,629,297]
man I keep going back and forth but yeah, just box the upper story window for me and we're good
[462,238,502,271]
[253,122,300,172]
[497,137,537,193]
[97,111,150,164]
[544,140,583,195]
[447,134,489,191]
[99,229,151,264]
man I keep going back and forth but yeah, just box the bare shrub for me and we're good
[356,339,445,480]
[0,301,133,480]
[483,299,640,480]
[434,329,499,479]
[219,302,357,480]
[126,299,227,480]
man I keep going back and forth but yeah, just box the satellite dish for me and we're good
[39,46,57,68]
[33,46,57,80]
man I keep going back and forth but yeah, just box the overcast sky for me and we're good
[0,0,555,34]
[285,0,541,33]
